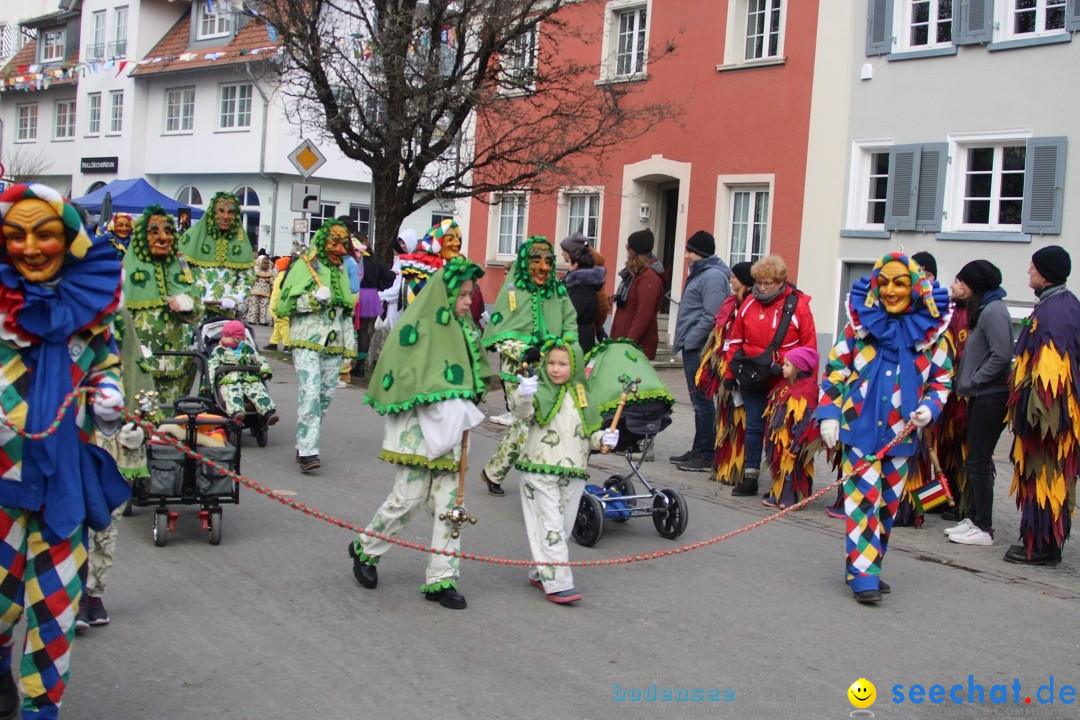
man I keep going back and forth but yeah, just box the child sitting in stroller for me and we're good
[512,339,619,604]
[207,320,279,426]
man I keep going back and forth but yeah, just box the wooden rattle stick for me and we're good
[457,430,469,506]
[601,392,629,455]
[300,254,325,290]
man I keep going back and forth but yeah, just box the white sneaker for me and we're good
[943,518,975,536]
[336,380,348,389]
[948,527,994,546]
[489,411,514,426]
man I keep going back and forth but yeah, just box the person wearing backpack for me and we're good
[722,255,816,493]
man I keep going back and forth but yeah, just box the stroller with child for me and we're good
[572,339,688,546]
[198,318,274,448]
[128,316,264,546]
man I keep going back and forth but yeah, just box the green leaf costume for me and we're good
[178,191,254,305]
[122,206,204,402]
[365,255,493,415]
[584,338,675,416]
[482,236,578,380]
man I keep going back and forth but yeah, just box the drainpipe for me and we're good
[245,62,279,255]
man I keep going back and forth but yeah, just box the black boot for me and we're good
[731,470,759,497]
[0,668,17,720]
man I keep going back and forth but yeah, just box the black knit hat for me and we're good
[627,229,654,255]
[731,261,754,288]
[1032,245,1072,285]
[686,230,715,257]
[910,251,937,279]
[956,259,1002,295]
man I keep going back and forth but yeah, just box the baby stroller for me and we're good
[129,324,244,546]
[198,318,273,448]
[572,340,688,547]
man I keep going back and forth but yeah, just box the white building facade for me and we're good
[800,0,1080,342]
[1,0,453,255]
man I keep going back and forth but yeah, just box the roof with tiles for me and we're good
[131,10,281,77]
[0,39,80,93]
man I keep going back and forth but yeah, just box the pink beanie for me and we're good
[222,320,246,340]
[785,346,819,374]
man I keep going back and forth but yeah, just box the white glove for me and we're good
[910,406,933,428]
[314,286,332,303]
[820,419,839,449]
[602,429,620,449]
[517,375,539,398]
[93,386,124,422]
[118,422,145,449]
[220,297,237,311]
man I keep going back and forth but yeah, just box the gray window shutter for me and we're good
[915,144,948,232]
[1068,0,1080,32]
[866,0,894,56]
[885,145,921,231]
[1022,137,1067,235]
[957,0,994,45]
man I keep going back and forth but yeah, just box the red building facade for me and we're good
[466,0,820,341]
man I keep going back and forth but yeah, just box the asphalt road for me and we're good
[61,328,1080,720]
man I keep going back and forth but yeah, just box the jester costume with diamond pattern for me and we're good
[356,257,492,594]
[1007,283,1080,560]
[0,183,130,719]
[818,253,952,595]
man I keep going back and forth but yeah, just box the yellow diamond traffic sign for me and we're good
[288,139,326,179]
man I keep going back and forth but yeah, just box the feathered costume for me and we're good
[818,252,952,595]
[764,374,822,508]
[696,292,747,485]
[1007,284,1080,560]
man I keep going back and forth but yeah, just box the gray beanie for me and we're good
[560,232,588,255]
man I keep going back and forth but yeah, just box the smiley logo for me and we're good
[848,678,876,709]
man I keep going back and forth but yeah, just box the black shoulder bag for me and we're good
[728,292,799,391]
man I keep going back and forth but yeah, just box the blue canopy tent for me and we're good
[70,178,205,219]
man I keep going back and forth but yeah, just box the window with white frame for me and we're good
[309,203,338,242]
[108,90,124,133]
[0,25,15,59]
[431,211,454,228]
[349,205,371,238]
[1003,0,1067,40]
[197,3,232,40]
[165,87,195,133]
[175,185,203,208]
[566,193,600,245]
[235,186,261,247]
[219,83,253,130]
[16,104,38,141]
[112,6,128,58]
[898,0,954,51]
[728,187,769,265]
[502,25,537,89]
[723,0,787,66]
[957,144,1026,230]
[496,194,528,256]
[87,93,101,135]
[88,11,105,60]
[847,146,892,231]
[54,99,75,140]
[744,0,783,60]
[41,29,65,62]
[600,1,649,81]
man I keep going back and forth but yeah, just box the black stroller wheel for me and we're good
[152,511,169,547]
[208,509,223,545]
[604,475,636,522]
[572,493,605,547]
[256,427,269,448]
[652,489,688,540]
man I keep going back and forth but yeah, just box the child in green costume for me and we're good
[513,339,618,603]
[350,256,493,610]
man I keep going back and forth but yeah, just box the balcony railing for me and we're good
[107,39,126,58]
[85,43,105,60]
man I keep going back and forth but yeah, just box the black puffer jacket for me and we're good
[564,266,606,353]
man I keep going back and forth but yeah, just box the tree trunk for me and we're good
[370,163,408,266]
